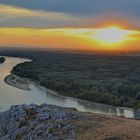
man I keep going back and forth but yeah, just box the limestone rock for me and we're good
[0,104,77,140]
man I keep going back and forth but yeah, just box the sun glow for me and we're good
[0,27,139,53]
[94,26,130,45]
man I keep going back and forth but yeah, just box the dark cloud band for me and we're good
[0,0,140,17]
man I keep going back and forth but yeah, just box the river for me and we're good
[0,57,134,118]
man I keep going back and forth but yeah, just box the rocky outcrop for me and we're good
[0,56,5,63]
[0,104,77,140]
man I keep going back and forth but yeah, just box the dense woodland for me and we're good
[1,48,140,108]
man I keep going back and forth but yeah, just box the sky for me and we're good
[0,0,140,53]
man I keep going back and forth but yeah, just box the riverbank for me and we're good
[5,75,31,91]
[4,73,135,118]
[1,103,140,140]
[6,71,134,118]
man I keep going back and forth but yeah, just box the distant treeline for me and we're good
[1,49,140,108]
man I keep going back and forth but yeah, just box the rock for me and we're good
[134,108,140,119]
[0,56,5,63]
[10,126,28,140]
[36,113,50,121]
[51,111,67,120]
[0,104,77,140]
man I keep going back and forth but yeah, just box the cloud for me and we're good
[0,4,39,17]
[0,4,80,20]
[0,4,86,28]
[0,0,140,17]
[0,27,140,52]
[0,1,140,28]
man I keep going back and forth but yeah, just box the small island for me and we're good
[0,56,5,63]
[4,75,31,91]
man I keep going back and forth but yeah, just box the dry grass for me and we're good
[68,110,140,140]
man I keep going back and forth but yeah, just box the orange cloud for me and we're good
[0,27,140,53]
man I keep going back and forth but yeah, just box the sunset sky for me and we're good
[1,0,140,53]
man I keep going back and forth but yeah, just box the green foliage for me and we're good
[12,52,140,108]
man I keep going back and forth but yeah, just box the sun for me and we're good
[94,26,129,45]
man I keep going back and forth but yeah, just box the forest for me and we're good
[1,48,140,108]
